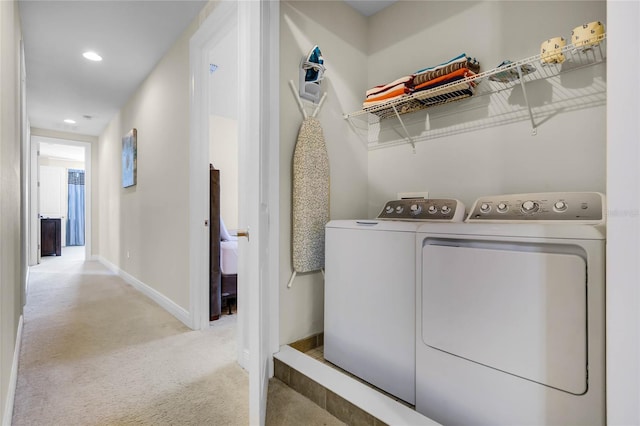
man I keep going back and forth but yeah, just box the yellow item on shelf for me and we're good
[540,37,566,64]
[572,21,605,49]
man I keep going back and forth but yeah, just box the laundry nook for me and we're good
[275,1,612,424]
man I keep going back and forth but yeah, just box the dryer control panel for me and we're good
[377,198,465,222]
[466,192,605,223]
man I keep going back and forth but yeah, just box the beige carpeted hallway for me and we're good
[12,248,342,425]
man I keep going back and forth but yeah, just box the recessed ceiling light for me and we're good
[82,51,102,62]
[64,119,76,124]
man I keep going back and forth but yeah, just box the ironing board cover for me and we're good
[292,117,330,273]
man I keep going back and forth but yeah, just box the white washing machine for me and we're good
[324,198,464,405]
[415,192,606,425]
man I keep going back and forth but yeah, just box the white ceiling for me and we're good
[345,0,397,16]
[19,0,393,138]
[19,0,207,136]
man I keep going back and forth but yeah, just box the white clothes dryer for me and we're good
[415,192,606,425]
[324,198,464,405]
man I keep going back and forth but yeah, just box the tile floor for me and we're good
[302,345,414,409]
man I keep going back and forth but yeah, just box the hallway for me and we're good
[12,253,249,425]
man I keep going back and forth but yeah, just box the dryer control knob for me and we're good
[480,203,491,213]
[497,203,508,213]
[554,201,568,211]
[395,206,404,214]
[521,200,539,213]
[385,205,394,214]
[441,205,451,214]
[410,204,422,216]
[427,205,438,214]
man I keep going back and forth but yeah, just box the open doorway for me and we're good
[208,22,239,322]
[189,0,249,368]
[30,136,92,265]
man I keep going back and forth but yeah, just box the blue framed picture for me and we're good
[122,129,137,188]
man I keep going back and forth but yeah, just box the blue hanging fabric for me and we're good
[67,169,85,246]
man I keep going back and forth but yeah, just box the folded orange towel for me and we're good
[366,75,413,97]
[364,85,411,105]
[413,68,477,91]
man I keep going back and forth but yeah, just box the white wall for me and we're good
[39,165,67,245]
[39,158,84,169]
[209,116,238,230]
[279,1,369,344]
[98,19,198,312]
[208,26,239,230]
[606,2,640,424]
[366,1,607,214]
[0,0,23,421]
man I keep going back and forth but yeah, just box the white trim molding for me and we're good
[2,315,24,426]
[98,257,192,329]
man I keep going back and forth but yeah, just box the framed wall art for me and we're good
[122,128,137,188]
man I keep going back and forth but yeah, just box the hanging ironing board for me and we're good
[288,80,329,288]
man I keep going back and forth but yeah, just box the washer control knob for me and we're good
[521,200,539,213]
[497,203,508,213]
[410,204,422,216]
[395,206,404,214]
[427,205,438,214]
[385,205,394,214]
[441,205,451,214]
[480,203,491,213]
[554,201,568,211]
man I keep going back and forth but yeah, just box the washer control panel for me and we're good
[377,198,465,222]
[466,192,605,223]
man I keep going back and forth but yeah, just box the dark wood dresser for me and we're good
[41,218,62,256]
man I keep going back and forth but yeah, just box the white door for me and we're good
[31,142,40,263]
[239,1,279,423]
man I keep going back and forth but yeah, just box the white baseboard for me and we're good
[98,256,192,329]
[25,267,30,297]
[275,345,437,426]
[240,348,250,371]
[2,315,24,426]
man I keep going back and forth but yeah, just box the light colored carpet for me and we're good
[13,252,249,425]
[13,250,343,426]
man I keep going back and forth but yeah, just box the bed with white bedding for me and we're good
[220,219,238,315]
[220,239,238,275]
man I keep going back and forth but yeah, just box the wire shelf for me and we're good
[344,34,607,150]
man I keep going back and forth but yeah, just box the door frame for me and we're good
[29,135,92,264]
[188,0,280,365]
[188,0,237,334]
